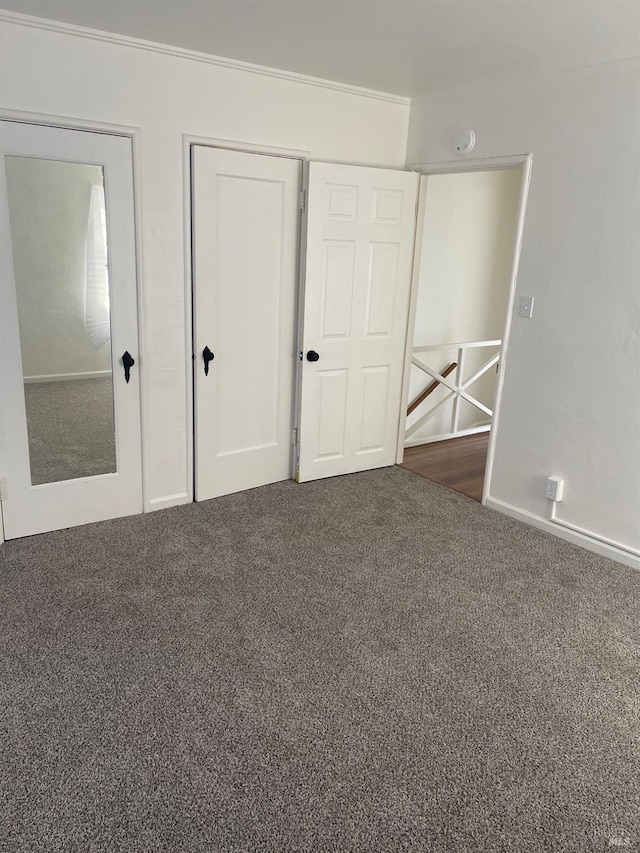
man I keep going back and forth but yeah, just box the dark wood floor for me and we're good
[398,433,490,502]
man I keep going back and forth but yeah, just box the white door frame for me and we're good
[182,135,310,502]
[396,153,533,506]
[0,109,147,544]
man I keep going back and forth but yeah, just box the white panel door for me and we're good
[192,147,301,500]
[0,121,142,539]
[297,162,419,482]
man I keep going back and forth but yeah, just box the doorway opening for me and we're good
[398,161,530,502]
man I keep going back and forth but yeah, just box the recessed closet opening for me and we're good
[189,151,422,502]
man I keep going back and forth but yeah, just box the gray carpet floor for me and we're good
[23,377,116,485]
[0,467,639,852]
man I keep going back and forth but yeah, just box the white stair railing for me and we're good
[406,339,501,445]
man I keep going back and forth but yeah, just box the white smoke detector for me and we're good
[453,129,476,155]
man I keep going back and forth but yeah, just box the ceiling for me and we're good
[1,0,638,98]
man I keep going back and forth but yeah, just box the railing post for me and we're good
[451,347,463,434]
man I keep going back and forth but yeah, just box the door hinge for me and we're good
[0,477,7,501]
[291,427,299,446]
[299,190,306,212]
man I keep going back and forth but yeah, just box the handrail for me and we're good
[413,339,501,353]
[407,362,457,416]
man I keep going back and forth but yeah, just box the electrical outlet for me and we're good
[546,476,564,502]
[519,296,534,319]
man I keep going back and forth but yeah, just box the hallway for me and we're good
[399,433,490,501]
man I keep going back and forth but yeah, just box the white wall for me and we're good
[0,15,410,510]
[406,168,521,442]
[406,64,640,557]
[5,157,110,379]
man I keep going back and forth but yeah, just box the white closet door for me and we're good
[0,121,142,539]
[297,162,419,482]
[192,147,301,500]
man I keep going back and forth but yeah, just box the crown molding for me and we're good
[0,9,411,107]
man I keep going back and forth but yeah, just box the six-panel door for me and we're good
[297,162,419,482]
[0,121,143,539]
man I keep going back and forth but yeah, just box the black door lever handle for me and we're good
[202,346,215,376]
[121,351,135,383]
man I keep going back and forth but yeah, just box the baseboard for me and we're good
[147,492,191,512]
[485,496,640,572]
[24,370,112,384]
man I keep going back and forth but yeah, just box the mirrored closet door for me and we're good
[0,121,142,539]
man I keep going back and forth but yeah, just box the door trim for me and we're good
[396,153,533,507]
[183,134,310,502]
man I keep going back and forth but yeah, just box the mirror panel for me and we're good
[4,157,116,485]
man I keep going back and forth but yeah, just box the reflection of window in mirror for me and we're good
[85,183,111,349]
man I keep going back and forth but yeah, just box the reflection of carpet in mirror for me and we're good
[23,377,116,485]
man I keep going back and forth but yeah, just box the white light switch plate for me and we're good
[519,295,534,319]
